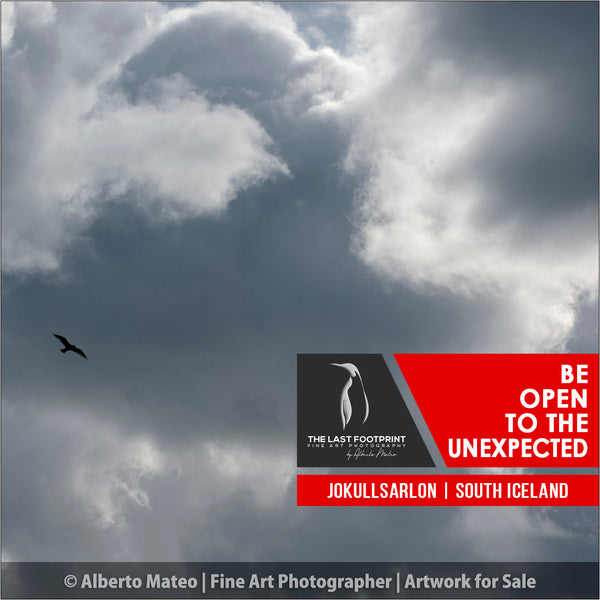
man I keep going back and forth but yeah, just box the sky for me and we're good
[1,1,598,563]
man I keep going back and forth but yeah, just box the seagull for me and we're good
[53,334,87,359]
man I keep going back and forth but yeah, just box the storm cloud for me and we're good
[2,1,597,563]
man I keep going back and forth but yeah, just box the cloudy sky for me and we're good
[2,1,598,563]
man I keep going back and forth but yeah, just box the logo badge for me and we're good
[297,354,435,467]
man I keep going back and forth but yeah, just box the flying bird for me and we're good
[53,334,87,359]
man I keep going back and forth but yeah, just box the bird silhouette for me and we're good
[53,334,87,359]
[331,362,369,430]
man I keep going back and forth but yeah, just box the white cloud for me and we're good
[70,430,167,529]
[1,404,171,538]
[339,4,597,351]
[2,403,296,559]
[3,2,289,274]
[2,2,367,276]
[1,2,16,48]
[4,2,596,333]
[2,1,56,48]
[33,76,287,219]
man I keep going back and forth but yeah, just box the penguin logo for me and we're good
[330,363,370,430]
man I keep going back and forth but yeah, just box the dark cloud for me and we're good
[419,3,598,223]
[426,2,598,80]
[2,1,597,565]
[2,159,499,447]
[433,3,599,226]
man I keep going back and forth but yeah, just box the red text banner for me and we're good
[394,354,598,468]
[297,475,598,506]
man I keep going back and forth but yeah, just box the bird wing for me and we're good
[73,347,88,359]
[53,334,70,346]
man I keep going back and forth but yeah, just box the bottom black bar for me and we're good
[1,562,598,599]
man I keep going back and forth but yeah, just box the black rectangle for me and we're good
[2,562,597,599]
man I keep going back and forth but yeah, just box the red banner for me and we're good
[297,475,598,506]
[394,354,598,468]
